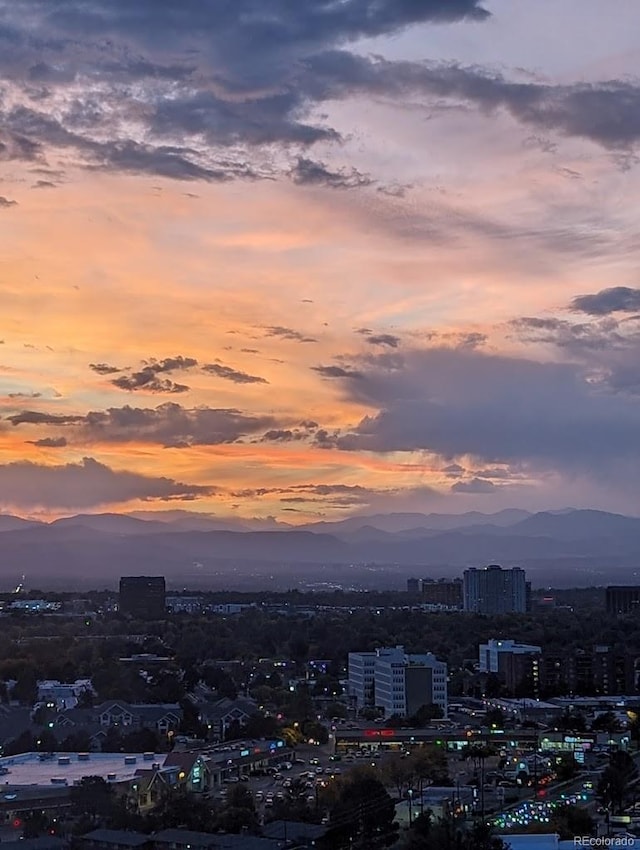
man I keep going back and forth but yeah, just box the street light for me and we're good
[408,789,413,825]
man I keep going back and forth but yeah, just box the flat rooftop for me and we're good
[0,752,161,787]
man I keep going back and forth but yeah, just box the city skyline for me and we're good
[2,1,640,521]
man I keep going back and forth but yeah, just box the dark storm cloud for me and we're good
[95,402,274,447]
[263,326,317,343]
[366,334,401,348]
[315,347,640,478]
[1,105,250,182]
[0,456,215,509]
[0,0,488,181]
[1,0,638,189]
[8,401,278,447]
[0,130,42,162]
[511,316,628,352]
[0,196,17,207]
[442,463,465,478]
[290,157,373,190]
[305,52,640,150]
[27,436,68,447]
[202,363,268,384]
[89,362,122,375]
[261,429,307,442]
[110,355,197,393]
[571,287,640,316]
[510,310,640,396]
[112,375,190,393]
[312,364,364,379]
[7,411,84,425]
[451,477,495,494]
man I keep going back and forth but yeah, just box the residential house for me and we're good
[195,698,257,741]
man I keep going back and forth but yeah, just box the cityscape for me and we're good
[2,1,640,849]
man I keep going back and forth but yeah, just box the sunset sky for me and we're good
[1,0,640,521]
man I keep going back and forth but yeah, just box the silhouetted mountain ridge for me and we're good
[1,508,640,589]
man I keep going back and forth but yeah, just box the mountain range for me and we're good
[1,508,639,591]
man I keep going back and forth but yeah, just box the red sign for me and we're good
[364,728,395,738]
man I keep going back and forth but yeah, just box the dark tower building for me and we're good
[606,586,640,615]
[119,576,166,619]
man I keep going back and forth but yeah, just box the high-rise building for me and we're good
[606,586,640,615]
[119,576,166,619]
[349,645,448,718]
[463,565,527,614]
[478,639,541,694]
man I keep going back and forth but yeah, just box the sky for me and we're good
[1,0,640,521]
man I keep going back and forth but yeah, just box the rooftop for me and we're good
[0,752,161,787]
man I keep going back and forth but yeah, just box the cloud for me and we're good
[2,0,639,197]
[366,334,401,349]
[571,287,640,316]
[112,375,190,393]
[9,402,278,448]
[27,436,68,447]
[7,411,85,425]
[443,463,465,478]
[510,311,640,395]
[202,363,268,384]
[311,364,364,379]
[0,0,488,183]
[451,477,496,494]
[89,362,122,375]
[0,196,17,207]
[290,157,373,190]
[316,347,640,484]
[0,456,215,509]
[305,52,640,150]
[110,355,197,393]
[263,326,317,343]
[261,429,307,442]
[232,481,440,510]
[511,316,628,352]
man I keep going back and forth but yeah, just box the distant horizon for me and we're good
[4,504,640,525]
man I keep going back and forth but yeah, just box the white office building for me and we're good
[349,646,448,718]
[348,651,377,709]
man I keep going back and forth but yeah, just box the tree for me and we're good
[326,770,396,848]
[12,666,38,705]
[70,776,116,823]
[383,754,415,800]
[558,709,587,733]
[411,746,450,786]
[485,707,506,728]
[22,810,51,838]
[555,752,577,782]
[597,751,638,813]
[551,805,595,839]
[591,711,620,732]
[218,785,260,834]
[148,787,216,832]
